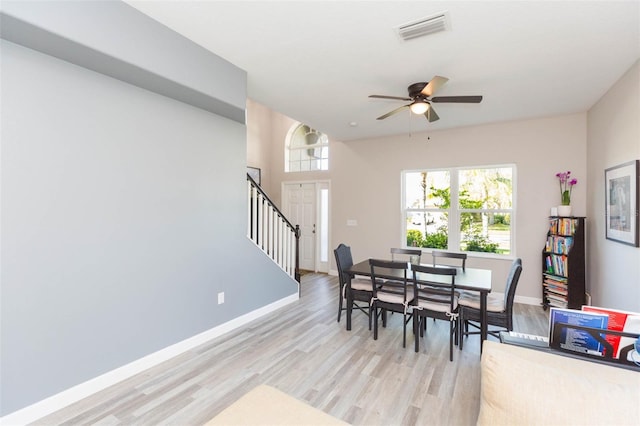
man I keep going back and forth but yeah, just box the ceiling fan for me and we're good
[369,76,482,122]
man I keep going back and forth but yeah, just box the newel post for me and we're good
[294,224,301,284]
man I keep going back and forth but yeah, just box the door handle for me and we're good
[312,224,316,234]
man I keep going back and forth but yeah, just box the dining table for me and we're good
[346,259,493,352]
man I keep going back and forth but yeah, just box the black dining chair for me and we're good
[428,251,466,325]
[369,259,415,348]
[381,248,422,290]
[458,258,523,349]
[334,244,373,327]
[391,247,423,263]
[411,264,459,361]
[432,251,467,271]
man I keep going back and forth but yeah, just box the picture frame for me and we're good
[605,160,639,247]
[247,166,261,185]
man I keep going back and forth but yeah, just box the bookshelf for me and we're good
[542,216,586,310]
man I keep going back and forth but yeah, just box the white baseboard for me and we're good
[0,293,299,426]
[514,295,543,306]
[491,293,541,306]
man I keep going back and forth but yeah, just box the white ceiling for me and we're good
[126,1,640,142]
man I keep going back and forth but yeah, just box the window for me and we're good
[403,165,514,255]
[285,123,329,172]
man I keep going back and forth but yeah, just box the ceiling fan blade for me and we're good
[369,94,412,101]
[431,95,483,103]
[424,106,440,122]
[420,76,449,97]
[376,104,410,120]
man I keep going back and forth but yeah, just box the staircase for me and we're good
[247,174,300,283]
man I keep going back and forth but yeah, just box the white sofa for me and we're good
[478,340,640,425]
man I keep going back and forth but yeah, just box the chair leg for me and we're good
[373,305,378,340]
[402,313,407,348]
[454,319,458,347]
[459,312,464,350]
[414,315,420,352]
[337,288,343,323]
[449,320,454,361]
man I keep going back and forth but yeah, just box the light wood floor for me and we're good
[33,273,548,426]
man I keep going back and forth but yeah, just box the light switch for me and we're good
[347,219,358,226]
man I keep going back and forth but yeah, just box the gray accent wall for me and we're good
[0,2,297,416]
[0,0,246,123]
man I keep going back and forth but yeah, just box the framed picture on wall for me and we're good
[605,160,639,247]
[247,166,261,185]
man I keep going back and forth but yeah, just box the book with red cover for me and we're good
[582,306,640,359]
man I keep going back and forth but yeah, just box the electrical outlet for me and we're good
[217,292,224,304]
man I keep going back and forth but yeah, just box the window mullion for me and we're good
[449,170,460,251]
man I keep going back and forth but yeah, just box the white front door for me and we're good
[284,183,315,271]
[282,181,330,273]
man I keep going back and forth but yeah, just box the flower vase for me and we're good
[557,205,572,217]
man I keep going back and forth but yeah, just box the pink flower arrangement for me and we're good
[556,171,578,205]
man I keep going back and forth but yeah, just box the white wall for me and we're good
[587,60,640,312]
[246,99,276,189]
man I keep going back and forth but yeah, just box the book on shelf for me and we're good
[544,236,574,254]
[549,217,578,235]
[549,308,608,355]
[546,292,568,301]
[546,298,568,308]
[543,275,568,285]
[544,254,568,276]
[582,306,640,360]
[544,285,568,296]
[544,284,568,294]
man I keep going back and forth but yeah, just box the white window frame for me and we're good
[284,122,329,173]
[401,164,516,258]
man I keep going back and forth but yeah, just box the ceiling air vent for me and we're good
[396,12,450,41]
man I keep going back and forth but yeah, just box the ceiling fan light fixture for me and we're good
[410,101,429,115]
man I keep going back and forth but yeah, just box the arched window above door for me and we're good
[285,123,329,172]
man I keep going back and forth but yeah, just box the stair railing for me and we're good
[247,174,300,283]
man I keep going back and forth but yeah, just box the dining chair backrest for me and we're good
[411,263,458,359]
[390,247,422,262]
[369,258,416,348]
[368,258,411,298]
[334,243,355,287]
[410,264,458,307]
[334,243,373,324]
[432,251,467,271]
[503,258,523,313]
